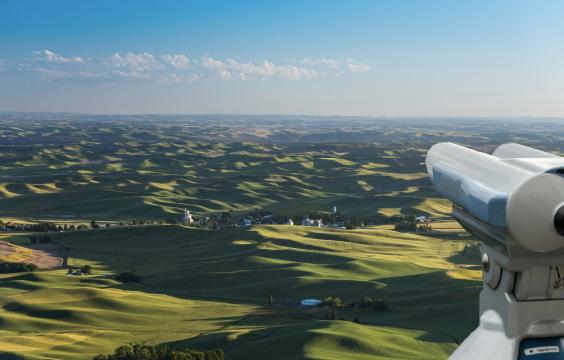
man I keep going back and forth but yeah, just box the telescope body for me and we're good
[427,142,564,254]
[426,143,564,360]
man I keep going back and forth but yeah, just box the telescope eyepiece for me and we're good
[481,253,490,273]
[554,205,564,236]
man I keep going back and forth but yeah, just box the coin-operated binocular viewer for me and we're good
[427,143,564,360]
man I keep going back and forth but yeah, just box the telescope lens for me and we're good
[481,253,490,273]
[554,206,564,236]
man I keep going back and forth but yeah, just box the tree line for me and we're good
[93,343,223,360]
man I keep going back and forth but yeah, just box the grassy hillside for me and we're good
[5,116,560,221]
[0,225,481,359]
[2,117,536,359]
[0,139,442,220]
[0,272,256,360]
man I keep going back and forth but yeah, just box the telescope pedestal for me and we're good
[449,310,519,359]
[424,143,564,359]
[450,274,564,360]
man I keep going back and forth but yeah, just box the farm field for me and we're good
[0,114,564,359]
[1,114,563,222]
[0,224,480,360]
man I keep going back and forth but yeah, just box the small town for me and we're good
[0,205,433,234]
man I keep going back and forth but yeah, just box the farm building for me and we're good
[301,299,322,306]
[301,217,323,227]
[181,209,193,224]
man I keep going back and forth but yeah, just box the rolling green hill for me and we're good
[4,116,549,221]
[2,116,546,359]
[0,225,481,359]
[0,139,444,221]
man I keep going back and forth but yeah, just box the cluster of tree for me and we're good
[0,220,93,233]
[320,296,388,321]
[2,221,67,232]
[383,213,432,226]
[355,297,388,311]
[66,264,93,276]
[322,296,343,308]
[93,220,166,227]
[460,243,481,261]
[304,213,396,228]
[92,343,224,360]
[91,219,184,228]
[165,217,180,225]
[90,220,116,229]
[240,210,279,224]
[81,264,93,274]
[394,218,418,231]
[129,220,161,225]
[115,272,141,283]
[219,211,232,224]
[0,261,38,273]
[323,297,342,320]
[394,215,431,232]
[197,212,239,229]
[0,219,164,234]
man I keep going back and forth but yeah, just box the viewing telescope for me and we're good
[426,143,564,360]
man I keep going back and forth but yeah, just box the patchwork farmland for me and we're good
[0,114,563,359]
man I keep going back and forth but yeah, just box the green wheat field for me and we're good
[1,114,563,359]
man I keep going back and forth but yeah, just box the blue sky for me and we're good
[1,0,564,115]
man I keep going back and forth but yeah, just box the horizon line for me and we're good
[2,110,564,120]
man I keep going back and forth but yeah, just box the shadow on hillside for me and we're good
[166,321,329,359]
[51,225,480,346]
[368,270,480,342]
[301,230,420,249]
[164,316,458,360]
[0,188,169,219]
[57,225,385,298]
[269,238,333,252]
[0,352,25,360]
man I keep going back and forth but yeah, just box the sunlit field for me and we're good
[0,224,480,359]
[1,115,563,359]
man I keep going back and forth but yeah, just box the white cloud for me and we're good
[22,50,368,83]
[302,57,370,73]
[161,54,190,69]
[201,56,223,69]
[346,59,370,73]
[202,56,318,81]
[0,59,7,70]
[275,64,318,80]
[301,57,339,69]
[33,49,85,64]
[224,58,275,80]
[201,56,231,79]
[105,52,160,73]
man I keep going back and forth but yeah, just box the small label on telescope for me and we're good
[524,346,560,355]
